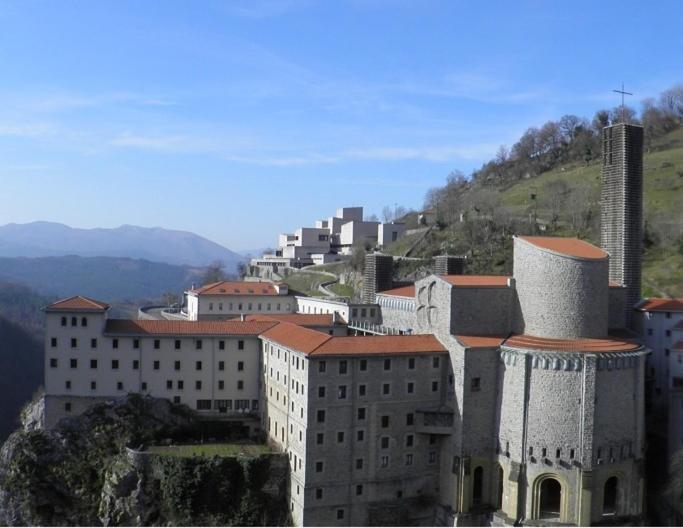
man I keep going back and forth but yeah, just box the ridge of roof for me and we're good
[105,319,278,336]
[637,298,683,313]
[189,280,280,296]
[46,296,110,312]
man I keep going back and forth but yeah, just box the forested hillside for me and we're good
[389,84,683,297]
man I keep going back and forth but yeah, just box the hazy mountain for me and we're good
[0,222,244,270]
[0,256,205,301]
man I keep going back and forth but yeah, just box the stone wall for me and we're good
[513,237,609,339]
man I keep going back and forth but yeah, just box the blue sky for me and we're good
[0,0,681,250]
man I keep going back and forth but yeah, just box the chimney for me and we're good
[434,255,466,276]
[240,313,245,322]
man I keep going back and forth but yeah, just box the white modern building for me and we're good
[252,206,405,269]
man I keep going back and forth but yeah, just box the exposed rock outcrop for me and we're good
[0,395,289,527]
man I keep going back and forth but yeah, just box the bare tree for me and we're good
[202,261,227,285]
[495,145,509,164]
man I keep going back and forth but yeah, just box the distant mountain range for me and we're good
[0,222,244,270]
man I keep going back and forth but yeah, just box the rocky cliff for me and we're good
[0,395,289,526]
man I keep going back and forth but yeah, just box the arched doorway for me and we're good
[496,465,504,510]
[472,466,484,506]
[603,477,618,516]
[539,478,562,519]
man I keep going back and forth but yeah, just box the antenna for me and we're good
[612,82,633,123]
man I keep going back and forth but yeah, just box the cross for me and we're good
[612,82,633,123]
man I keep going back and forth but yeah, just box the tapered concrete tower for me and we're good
[601,123,644,327]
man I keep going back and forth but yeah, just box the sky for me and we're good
[0,0,681,251]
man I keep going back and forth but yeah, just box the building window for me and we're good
[432,381,439,392]
[337,431,345,443]
[174,360,181,371]
[433,356,440,368]
[70,358,78,369]
[317,410,326,423]
[71,316,77,327]
[408,357,415,370]
[318,386,326,398]
[65,380,71,390]
[237,380,244,390]
[113,339,119,349]
[51,337,57,348]
[471,378,481,391]
[384,358,391,371]
[50,358,58,368]
[196,361,202,371]
[647,328,653,336]
[219,340,225,350]
[175,340,181,350]
[61,316,67,327]
[406,453,414,465]
[407,382,414,394]
[381,437,390,449]
[141,382,147,391]
[117,382,123,391]
[196,380,202,390]
[167,380,173,389]
[154,339,160,350]
[65,402,72,412]
[197,400,211,410]
[381,456,389,468]
[359,384,366,396]
[196,339,203,350]
[111,359,119,370]
[133,360,139,370]
[339,360,348,374]
[218,361,225,371]
[178,380,184,390]
[429,451,437,464]
[238,361,244,371]
[338,385,347,399]
[91,338,98,349]
[381,415,390,428]
[218,380,225,390]
[358,408,366,420]
[383,383,391,395]
[90,359,97,369]
[357,430,365,442]
[337,509,345,520]
[71,338,77,348]
[356,484,363,496]
[133,339,140,349]
[238,340,245,350]
[316,461,324,473]
[356,458,364,469]
[154,360,160,370]
[359,359,368,371]
[173,396,181,404]
[316,488,323,500]
[406,434,414,447]
[317,433,324,445]
[406,413,414,426]
[319,361,326,373]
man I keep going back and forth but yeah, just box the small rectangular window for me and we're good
[384,358,391,371]
[317,410,326,423]
[318,386,326,398]
[356,484,363,496]
[91,358,99,368]
[91,338,98,349]
[408,357,415,369]
[337,431,345,443]
[113,339,119,349]
[166,380,173,389]
[218,380,225,390]
[154,360,160,370]
[406,413,414,426]
[319,361,326,373]
[432,381,439,392]
[196,339,203,350]
[358,408,366,420]
[383,383,390,395]
[338,385,347,399]
[360,359,367,371]
[196,380,202,390]
[219,340,225,350]
[117,381,123,391]
[359,384,366,396]
[178,380,184,390]
[50,358,58,368]
[433,356,440,368]
[175,340,181,350]
[407,382,414,394]
[238,361,244,371]
[196,361,202,371]
[406,434,414,447]
[339,360,348,374]
[133,360,139,370]
[471,378,481,391]
[154,339,160,350]
[381,415,390,428]
[133,339,140,349]
[316,433,324,445]
[175,360,181,371]
[51,337,57,348]
[237,380,244,390]
[356,458,363,469]
[70,338,77,348]
[238,340,244,350]
[111,359,119,370]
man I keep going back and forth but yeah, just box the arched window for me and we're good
[496,464,504,510]
[472,466,484,506]
[539,478,562,519]
[603,477,618,516]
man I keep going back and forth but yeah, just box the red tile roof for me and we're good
[104,319,277,336]
[457,335,507,348]
[46,296,110,312]
[244,313,346,326]
[440,275,510,288]
[260,322,333,353]
[637,298,683,313]
[377,285,416,297]
[189,281,280,296]
[313,334,447,356]
[504,334,640,353]
[518,236,608,260]
[260,322,446,356]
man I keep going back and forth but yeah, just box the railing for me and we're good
[348,320,408,336]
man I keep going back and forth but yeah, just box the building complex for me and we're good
[40,122,678,526]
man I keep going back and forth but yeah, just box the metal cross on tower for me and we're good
[612,82,633,123]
